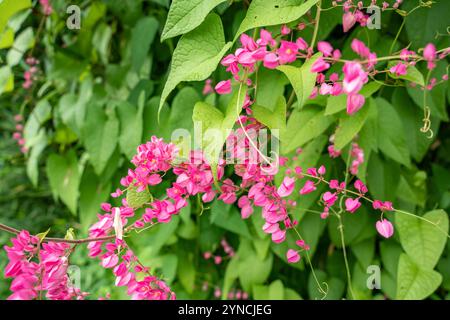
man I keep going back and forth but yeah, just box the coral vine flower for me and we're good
[300,180,316,195]
[277,41,299,64]
[389,62,407,76]
[286,249,300,263]
[345,197,361,213]
[376,219,394,238]
[215,80,232,95]
[277,176,296,197]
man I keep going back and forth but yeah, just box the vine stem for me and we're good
[310,0,322,49]
[0,222,117,244]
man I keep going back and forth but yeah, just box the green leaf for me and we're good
[64,228,76,240]
[367,153,400,202]
[79,167,111,229]
[396,254,442,300]
[392,88,437,162]
[192,88,246,175]
[255,67,288,111]
[252,96,286,136]
[277,53,322,109]
[210,201,251,238]
[36,228,51,243]
[307,270,345,300]
[177,251,196,294]
[26,129,48,186]
[83,102,119,175]
[403,0,450,49]
[237,240,273,292]
[282,106,334,153]
[7,26,34,66]
[168,86,200,134]
[159,13,232,114]
[126,185,152,209]
[334,97,373,150]
[46,150,81,215]
[117,100,144,159]
[161,0,226,41]
[0,28,14,49]
[234,0,319,40]
[325,82,381,115]
[396,209,449,270]
[0,65,14,94]
[131,17,158,72]
[376,97,411,167]
[0,0,32,34]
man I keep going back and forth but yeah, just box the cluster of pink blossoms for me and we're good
[203,238,235,265]
[4,231,88,300]
[39,0,53,16]
[23,57,39,89]
[12,114,27,153]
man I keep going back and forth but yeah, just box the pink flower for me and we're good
[423,43,436,61]
[311,57,330,73]
[277,176,296,197]
[258,29,276,47]
[215,80,232,95]
[295,37,308,51]
[271,229,286,243]
[281,24,291,35]
[345,198,361,213]
[343,62,368,94]
[351,39,370,58]
[376,219,394,238]
[300,180,316,195]
[317,41,333,57]
[277,41,298,64]
[240,33,258,51]
[263,53,279,69]
[354,180,368,194]
[373,200,393,211]
[346,93,365,115]
[286,249,300,263]
[202,79,213,95]
[323,192,337,207]
[389,62,407,76]
[423,43,436,70]
[342,12,356,32]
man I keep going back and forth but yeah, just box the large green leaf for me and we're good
[277,53,322,109]
[252,96,286,137]
[396,254,442,300]
[234,0,319,40]
[396,209,449,270]
[403,0,450,49]
[159,13,231,114]
[117,100,144,159]
[392,88,437,162]
[376,97,411,167]
[255,67,288,112]
[334,97,373,150]
[46,150,81,215]
[6,26,34,66]
[131,17,158,72]
[161,0,226,41]
[79,168,111,229]
[83,102,119,175]
[282,106,334,153]
[0,0,31,34]
[192,88,246,174]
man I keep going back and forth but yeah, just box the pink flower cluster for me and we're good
[203,238,235,265]
[39,0,53,16]
[12,114,27,153]
[23,57,39,89]
[4,231,87,300]
[337,0,403,33]
[215,28,312,95]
